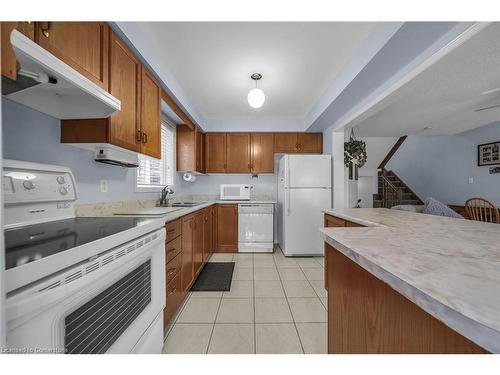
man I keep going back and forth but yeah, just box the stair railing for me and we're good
[380,172,403,208]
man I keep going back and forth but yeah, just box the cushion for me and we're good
[422,197,464,219]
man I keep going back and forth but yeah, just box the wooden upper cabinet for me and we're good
[36,22,109,90]
[1,22,35,80]
[251,133,275,173]
[176,125,195,171]
[176,126,204,172]
[274,133,323,154]
[298,133,322,153]
[215,204,238,253]
[140,67,161,158]
[274,133,299,153]
[205,133,227,173]
[226,133,251,173]
[196,130,205,173]
[108,31,141,152]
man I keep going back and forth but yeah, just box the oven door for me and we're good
[6,228,165,354]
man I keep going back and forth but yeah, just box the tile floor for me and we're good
[163,246,327,354]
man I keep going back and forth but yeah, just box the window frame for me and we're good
[135,120,175,193]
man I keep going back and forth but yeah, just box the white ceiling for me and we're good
[350,22,500,137]
[132,22,377,128]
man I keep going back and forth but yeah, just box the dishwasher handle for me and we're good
[238,204,274,214]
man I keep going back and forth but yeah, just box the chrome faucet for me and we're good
[159,185,174,206]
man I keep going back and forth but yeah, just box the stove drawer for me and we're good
[164,271,184,326]
[165,219,182,243]
[166,235,182,263]
[166,251,182,284]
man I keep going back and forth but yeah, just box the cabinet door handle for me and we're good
[40,22,51,38]
[141,132,148,144]
[136,129,142,142]
[166,229,176,235]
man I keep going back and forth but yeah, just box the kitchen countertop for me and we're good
[320,208,500,353]
[108,200,277,222]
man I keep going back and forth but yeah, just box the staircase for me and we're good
[373,169,423,208]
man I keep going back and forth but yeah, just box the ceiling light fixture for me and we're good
[248,73,265,109]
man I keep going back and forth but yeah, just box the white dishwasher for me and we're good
[238,204,274,253]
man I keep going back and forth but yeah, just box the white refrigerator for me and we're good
[278,154,332,256]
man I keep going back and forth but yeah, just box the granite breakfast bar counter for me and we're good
[320,208,500,354]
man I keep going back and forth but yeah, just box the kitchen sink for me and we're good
[114,207,182,216]
[171,201,206,207]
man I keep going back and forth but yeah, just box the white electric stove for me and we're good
[3,160,166,354]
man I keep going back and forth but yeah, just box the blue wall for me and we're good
[177,171,278,199]
[2,98,158,204]
[2,98,278,204]
[386,122,500,205]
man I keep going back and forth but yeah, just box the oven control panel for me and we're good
[3,160,77,204]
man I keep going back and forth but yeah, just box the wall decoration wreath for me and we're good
[344,129,367,168]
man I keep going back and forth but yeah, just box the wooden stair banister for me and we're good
[378,136,407,170]
[380,170,403,208]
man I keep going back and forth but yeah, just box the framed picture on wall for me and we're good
[478,141,500,166]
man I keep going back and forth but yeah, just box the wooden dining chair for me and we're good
[465,198,499,223]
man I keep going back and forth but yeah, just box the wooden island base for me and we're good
[326,243,487,354]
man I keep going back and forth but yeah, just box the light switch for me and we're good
[468,177,474,184]
[100,179,109,192]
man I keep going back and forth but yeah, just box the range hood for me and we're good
[94,145,139,168]
[2,30,121,119]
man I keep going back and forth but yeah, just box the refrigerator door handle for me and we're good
[286,188,291,216]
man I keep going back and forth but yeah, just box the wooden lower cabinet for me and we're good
[181,215,194,292]
[164,271,184,327]
[192,211,205,277]
[163,206,217,332]
[203,207,214,262]
[164,218,184,332]
[323,213,365,290]
[326,243,487,353]
[215,204,238,252]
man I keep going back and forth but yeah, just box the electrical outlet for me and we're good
[468,177,474,184]
[100,179,108,192]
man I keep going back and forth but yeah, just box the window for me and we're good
[136,121,175,192]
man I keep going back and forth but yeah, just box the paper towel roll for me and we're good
[183,172,197,183]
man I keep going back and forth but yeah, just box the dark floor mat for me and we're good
[190,262,235,291]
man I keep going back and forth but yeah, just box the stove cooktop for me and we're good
[4,217,151,270]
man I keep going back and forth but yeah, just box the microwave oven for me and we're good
[220,184,251,201]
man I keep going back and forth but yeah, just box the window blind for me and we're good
[136,122,175,188]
